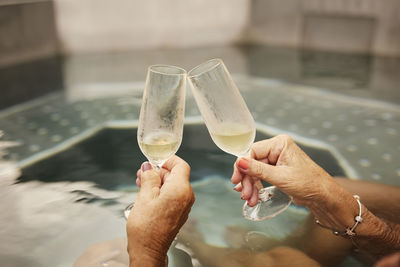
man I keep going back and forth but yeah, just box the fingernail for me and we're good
[238,158,249,170]
[233,184,240,191]
[141,162,152,172]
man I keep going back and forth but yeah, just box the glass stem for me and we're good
[149,161,162,170]
[237,147,252,158]
[237,147,273,202]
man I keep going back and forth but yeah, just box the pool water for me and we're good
[1,47,399,266]
[1,123,352,267]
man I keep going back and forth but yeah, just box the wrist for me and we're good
[310,185,387,238]
[129,250,167,267]
[308,183,361,230]
[128,241,168,267]
[354,207,387,238]
[309,181,400,257]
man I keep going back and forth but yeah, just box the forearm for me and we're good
[335,178,400,223]
[355,217,400,258]
[309,184,400,259]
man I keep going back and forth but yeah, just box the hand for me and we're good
[233,135,400,258]
[126,156,195,266]
[231,134,344,207]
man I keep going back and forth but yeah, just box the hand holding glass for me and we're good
[124,65,186,220]
[188,59,292,221]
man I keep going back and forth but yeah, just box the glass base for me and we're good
[124,202,134,220]
[242,186,292,221]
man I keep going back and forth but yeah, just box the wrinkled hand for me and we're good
[231,134,341,207]
[233,135,400,259]
[126,156,195,266]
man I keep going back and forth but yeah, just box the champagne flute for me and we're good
[188,58,292,221]
[124,64,187,220]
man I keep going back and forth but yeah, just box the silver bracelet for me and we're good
[315,195,363,237]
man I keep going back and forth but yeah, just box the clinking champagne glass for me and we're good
[188,58,292,221]
[124,65,187,220]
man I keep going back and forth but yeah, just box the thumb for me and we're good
[139,162,161,201]
[237,158,283,186]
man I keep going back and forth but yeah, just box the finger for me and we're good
[237,157,285,186]
[254,179,263,190]
[161,155,190,186]
[136,163,147,187]
[231,162,243,184]
[138,171,167,187]
[136,165,143,187]
[159,156,194,208]
[137,162,170,187]
[233,182,242,192]
[159,167,170,184]
[241,175,253,200]
[161,155,184,171]
[251,139,275,160]
[252,135,287,164]
[138,162,161,201]
[232,153,268,193]
[247,183,259,207]
[136,169,141,187]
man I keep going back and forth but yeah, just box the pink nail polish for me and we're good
[238,158,249,170]
[142,162,152,172]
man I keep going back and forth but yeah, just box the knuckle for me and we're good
[149,170,161,179]
[183,161,191,173]
[144,175,157,185]
[250,147,257,158]
[252,162,265,178]
[279,134,292,142]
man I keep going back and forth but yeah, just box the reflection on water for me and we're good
[1,124,352,267]
[300,50,371,89]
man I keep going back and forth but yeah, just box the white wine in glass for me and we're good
[188,58,292,221]
[210,122,255,157]
[138,131,181,167]
[124,65,186,220]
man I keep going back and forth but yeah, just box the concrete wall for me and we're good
[247,0,400,56]
[54,0,250,54]
[63,46,247,101]
[53,0,400,56]
[1,0,400,67]
[0,1,58,67]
